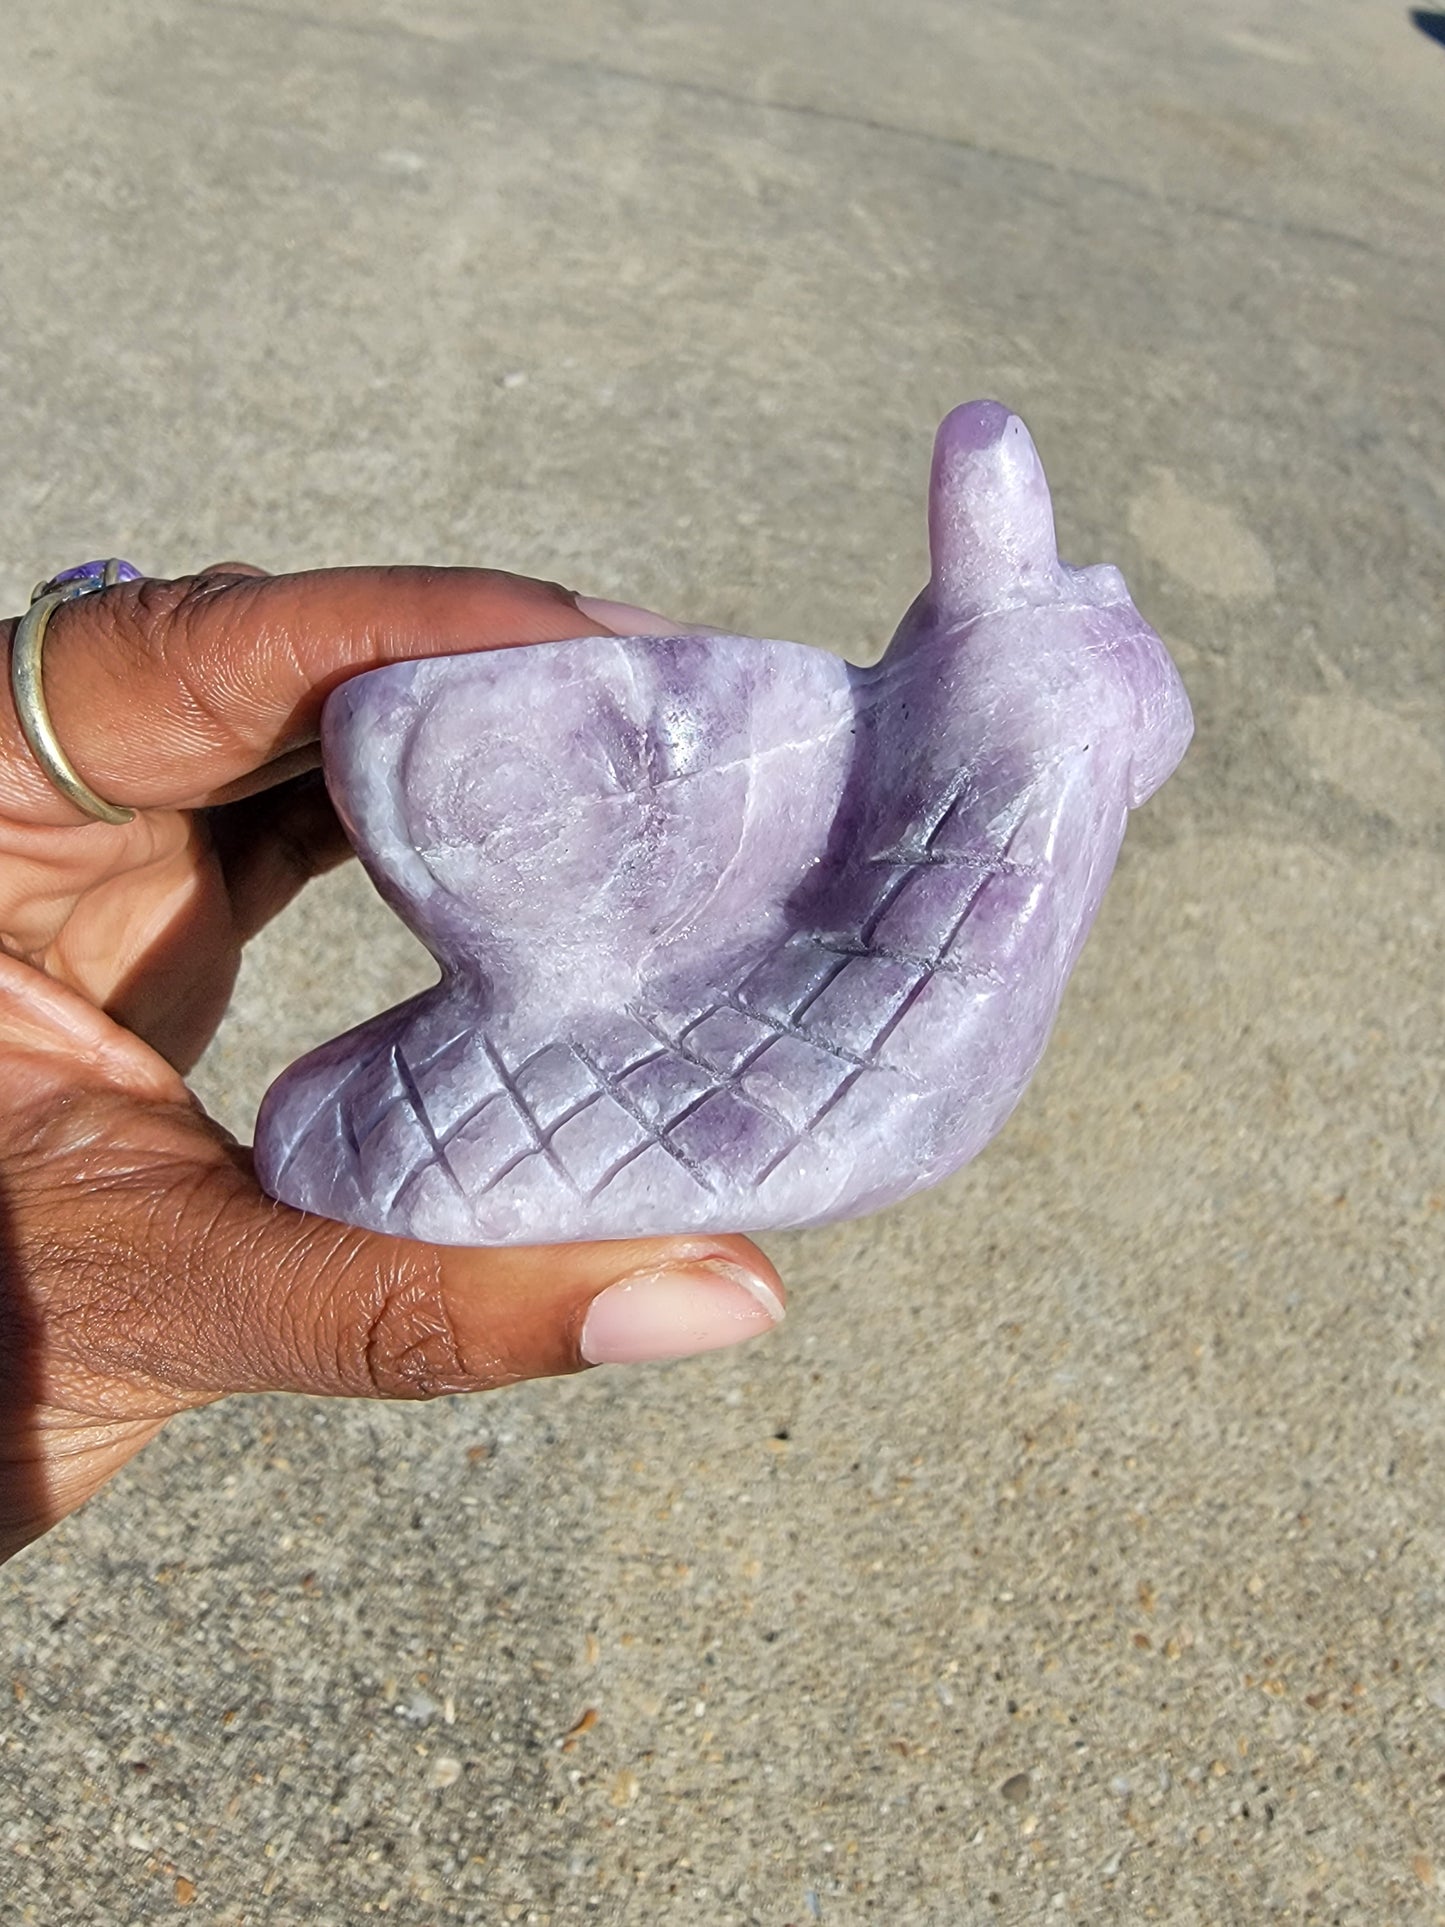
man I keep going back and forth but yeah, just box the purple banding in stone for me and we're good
[254,402,1193,1246]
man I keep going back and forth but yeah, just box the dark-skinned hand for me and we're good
[0,566,784,1560]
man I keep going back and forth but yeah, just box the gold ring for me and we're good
[10,559,137,826]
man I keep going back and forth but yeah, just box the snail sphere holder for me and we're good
[255,403,1193,1245]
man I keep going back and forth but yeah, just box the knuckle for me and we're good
[173,566,269,608]
[336,1250,477,1401]
[58,576,178,683]
[66,573,264,746]
[162,575,279,757]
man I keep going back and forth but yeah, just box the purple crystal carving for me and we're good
[255,403,1192,1245]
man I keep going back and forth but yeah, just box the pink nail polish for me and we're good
[580,1261,785,1365]
[572,596,712,637]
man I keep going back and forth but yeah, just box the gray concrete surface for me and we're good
[2,1,1443,1920]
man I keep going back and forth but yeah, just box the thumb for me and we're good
[13,1085,786,1404]
[0,1074,787,1555]
[220,1200,788,1399]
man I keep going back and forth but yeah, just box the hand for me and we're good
[0,566,784,1560]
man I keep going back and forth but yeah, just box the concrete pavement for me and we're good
[2,2,1442,1919]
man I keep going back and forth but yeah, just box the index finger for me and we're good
[0,566,606,820]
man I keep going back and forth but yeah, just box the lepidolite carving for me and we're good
[255,403,1193,1244]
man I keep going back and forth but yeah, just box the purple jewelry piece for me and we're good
[11,558,146,826]
[255,403,1193,1245]
[39,558,144,595]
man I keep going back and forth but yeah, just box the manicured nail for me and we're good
[580,1261,785,1365]
[572,595,711,636]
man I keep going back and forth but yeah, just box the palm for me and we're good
[3,772,343,1072]
[24,812,230,1061]
[0,774,354,1550]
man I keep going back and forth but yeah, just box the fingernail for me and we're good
[572,595,712,636]
[580,1261,785,1365]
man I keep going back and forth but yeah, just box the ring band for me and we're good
[10,559,140,825]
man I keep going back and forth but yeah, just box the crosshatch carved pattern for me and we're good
[270,768,1046,1222]
[253,402,1198,1245]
